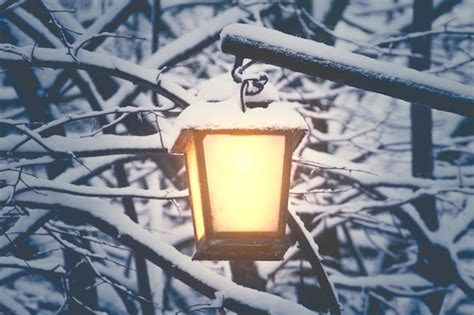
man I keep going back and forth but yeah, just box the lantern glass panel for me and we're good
[185,142,205,241]
[202,134,285,233]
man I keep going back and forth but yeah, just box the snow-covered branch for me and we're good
[7,190,316,315]
[0,134,167,158]
[0,256,65,275]
[0,172,186,201]
[104,2,271,109]
[331,273,434,291]
[0,43,195,107]
[0,155,142,255]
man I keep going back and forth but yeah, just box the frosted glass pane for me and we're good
[185,143,205,240]
[203,134,285,233]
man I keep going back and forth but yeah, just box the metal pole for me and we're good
[221,23,474,117]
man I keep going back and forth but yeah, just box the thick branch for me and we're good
[0,134,166,158]
[105,3,272,109]
[10,191,316,315]
[0,44,195,107]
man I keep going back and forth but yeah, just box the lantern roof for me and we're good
[170,97,308,153]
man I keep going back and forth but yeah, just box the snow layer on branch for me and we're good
[0,171,188,201]
[0,134,168,157]
[144,6,258,69]
[0,87,18,100]
[0,210,49,252]
[170,97,308,149]
[330,273,433,289]
[13,191,316,315]
[0,44,196,108]
[104,3,271,110]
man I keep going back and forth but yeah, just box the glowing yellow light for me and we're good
[185,143,205,240]
[171,99,307,260]
[202,134,285,232]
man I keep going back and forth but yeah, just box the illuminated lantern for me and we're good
[171,97,307,260]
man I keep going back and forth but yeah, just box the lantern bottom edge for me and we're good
[192,237,290,261]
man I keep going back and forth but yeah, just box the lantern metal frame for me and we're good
[174,127,306,260]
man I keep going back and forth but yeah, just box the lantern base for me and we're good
[192,237,290,261]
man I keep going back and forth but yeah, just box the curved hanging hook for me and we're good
[231,56,244,83]
[231,57,268,112]
[239,73,268,113]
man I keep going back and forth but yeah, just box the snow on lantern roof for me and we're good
[170,97,308,153]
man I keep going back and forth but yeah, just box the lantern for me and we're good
[171,98,307,260]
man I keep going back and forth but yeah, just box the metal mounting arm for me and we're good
[220,23,474,118]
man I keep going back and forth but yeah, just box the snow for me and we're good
[13,7,63,47]
[12,190,317,315]
[0,43,197,108]
[330,273,433,289]
[55,155,133,183]
[0,210,50,252]
[300,149,474,188]
[0,134,168,157]
[170,97,308,151]
[222,24,468,98]
[0,289,29,315]
[104,3,271,111]
[144,6,262,70]
[70,1,131,45]
[0,86,18,100]
[2,1,473,313]
[0,256,65,274]
[0,172,188,201]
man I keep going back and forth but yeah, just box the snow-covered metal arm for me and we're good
[220,24,474,118]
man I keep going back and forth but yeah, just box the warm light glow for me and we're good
[202,134,285,232]
[185,143,205,240]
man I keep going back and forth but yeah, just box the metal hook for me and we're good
[231,57,268,112]
[231,56,244,83]
[239,72,269,113]
[231,57,258,84]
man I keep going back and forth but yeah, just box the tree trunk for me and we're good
[410,0,437,229]
[115,163,155,315]
[410,0,445,313]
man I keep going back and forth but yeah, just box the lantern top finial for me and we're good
[170,98,308,153]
